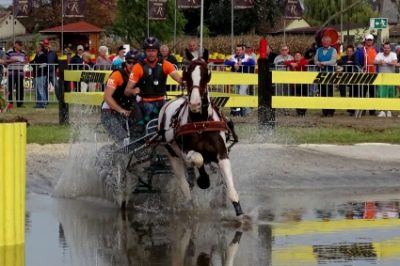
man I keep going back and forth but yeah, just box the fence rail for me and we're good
[1,63,399,110]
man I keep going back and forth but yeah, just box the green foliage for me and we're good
[111,0,186,46]
[304,0,377,26]
[205,0,281,36]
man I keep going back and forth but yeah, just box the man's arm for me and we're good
[169,71,182,85]
[125,64,142,96]
[124,80,140,96]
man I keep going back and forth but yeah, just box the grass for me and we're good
[234,123,400,145]
[277,127,400,144]
[27,125,71,144]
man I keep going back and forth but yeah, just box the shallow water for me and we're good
[25,188,400,266]
[24,113,400,266]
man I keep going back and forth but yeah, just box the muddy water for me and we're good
[26,191,400,266]
[25,143,400,266]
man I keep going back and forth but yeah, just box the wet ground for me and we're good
[23,143,400,266]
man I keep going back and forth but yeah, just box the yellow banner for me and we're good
[272,71,400,86]
[64,70,258,85]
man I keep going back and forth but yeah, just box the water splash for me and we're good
[53,105,110,200]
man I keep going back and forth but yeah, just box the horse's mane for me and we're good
[183,59,210,89]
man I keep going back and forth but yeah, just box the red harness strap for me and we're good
[175,120,228,138]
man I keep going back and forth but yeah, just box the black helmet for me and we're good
[125,50,138,61]
[143,37,160,50]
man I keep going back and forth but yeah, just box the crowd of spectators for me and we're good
[1,35,400,117]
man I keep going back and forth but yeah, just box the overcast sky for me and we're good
[0,0,11,7]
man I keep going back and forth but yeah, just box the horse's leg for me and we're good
[185,150,210,189]
[197,165,210,189]
[218,158,243,216]
[169,155,192,202]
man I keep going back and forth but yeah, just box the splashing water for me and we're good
[53,105,110,201]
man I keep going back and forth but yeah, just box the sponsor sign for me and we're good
[149,0,168,20]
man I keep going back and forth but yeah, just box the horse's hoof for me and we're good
[197,175,210,189]
[232,201,244,216]
[120,201,127,210]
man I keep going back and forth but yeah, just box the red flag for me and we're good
[234,0,254,9]
[177,0,200,9]
[64,0,85,18]
[13,0,32,18]
[149,0,168,20]
[284,0,304,19]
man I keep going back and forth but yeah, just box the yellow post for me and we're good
[0,123,26,253]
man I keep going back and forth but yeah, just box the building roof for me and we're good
[0,11,11,24]
[266,17,311,34]
[40,21,104,33]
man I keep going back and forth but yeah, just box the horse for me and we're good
[158,59,244,217]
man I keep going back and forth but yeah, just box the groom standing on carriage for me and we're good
[124,37,183,127]
[101,50,142,146]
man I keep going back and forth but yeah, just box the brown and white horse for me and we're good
[158,59,244,217]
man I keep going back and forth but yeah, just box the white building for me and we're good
[0,11,26,39]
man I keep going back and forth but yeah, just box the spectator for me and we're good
[81,52,94,92]
[112,45,126,70]
[43,39,60,101]
[160,44,178,67]
[69,45,85,91]
[273,44,294,67]
[284,51,308,116]
[395,45,400,63]
[70,45,84,67]
[160,44,179,92]
[374,42,397,117]
[304,42,318,65]
[225,44,256,116]
[96,45,112,91]
[245,45,257,62]
[5,40,27,108]
[315,35,337,117]
[274,44,294,101]
[30,43,48,108]
[355,33,378,116]
[96,45,112,70]
[337,44,358,116]
[0,47,6,90]
[183,39,209,65]
[267,45,277,65]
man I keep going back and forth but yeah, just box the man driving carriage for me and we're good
[124,37,183,127]
[101,50,141,145]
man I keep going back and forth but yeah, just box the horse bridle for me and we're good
[187,85,210,109]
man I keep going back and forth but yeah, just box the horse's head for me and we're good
[183,59,211,113]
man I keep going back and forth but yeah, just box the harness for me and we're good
[175,120,228,138]
[169,95,238,150]
[137,60,167,98]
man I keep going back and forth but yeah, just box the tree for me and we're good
[111,0,186,46]
[204,0,282,36]
[17,0,117,33]
[304,0,377,26]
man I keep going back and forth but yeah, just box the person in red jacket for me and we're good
[284,51,308,116]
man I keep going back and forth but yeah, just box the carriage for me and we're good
[95,59,244,217]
